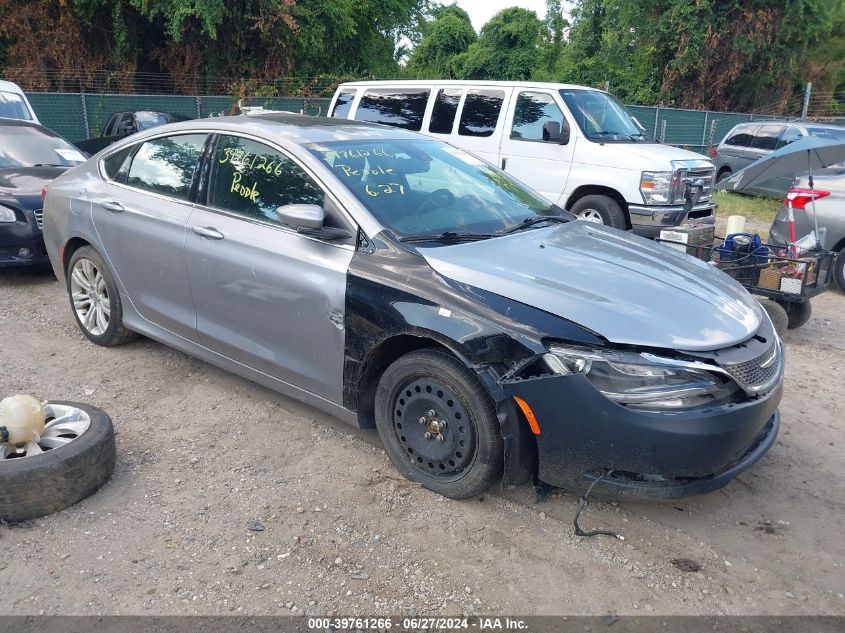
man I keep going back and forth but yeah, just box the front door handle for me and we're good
[191,225,225,240]
[101,200,124,213]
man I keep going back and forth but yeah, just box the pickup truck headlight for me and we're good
[544,344,740,410]
[640,171,674,205]
[0,204,17,223]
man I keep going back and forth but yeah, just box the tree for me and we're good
[456,7,543,80]
[541,0,569,75]
[407,4,476,78]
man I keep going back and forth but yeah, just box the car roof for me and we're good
[141,113,424,145]
[0,79,26,93]
[338,79,600,92]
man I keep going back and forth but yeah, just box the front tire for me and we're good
[374,349,503,499]
[570,195,627,230]
[66,246,138,346]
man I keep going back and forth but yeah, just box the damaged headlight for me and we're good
[544,345,739,410]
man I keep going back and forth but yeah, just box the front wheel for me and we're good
[374,349,503,499]
[570,195,627,230]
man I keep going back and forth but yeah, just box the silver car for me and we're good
[43,115,783,499]
[769,167,845,290]
[713,121,845,197]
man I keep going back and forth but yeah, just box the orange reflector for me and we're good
[513,396,541,435]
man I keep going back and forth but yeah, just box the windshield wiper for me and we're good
[400,231,498,244]
[502,215,571,234]
[32,163,68,167]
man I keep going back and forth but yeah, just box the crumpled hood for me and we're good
[0,167,68,195]
[421,222,762,352]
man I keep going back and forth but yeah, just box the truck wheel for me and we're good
[776,300,812,329]
[757,300,788,336]
[0,401,116,523]
[834,249,845,292]
[67,246,138,346]
[374,349,503,499]
[570,195,627,230]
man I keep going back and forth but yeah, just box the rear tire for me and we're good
[716,168,732,183]
[777,300,812,329]
[570,195,627,230]
[834,249,845,292]
[374,349,503,499]
[66,246,138,346]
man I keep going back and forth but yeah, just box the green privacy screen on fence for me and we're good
[26,91,845,153]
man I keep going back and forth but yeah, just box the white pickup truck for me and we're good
[329,80,716,236]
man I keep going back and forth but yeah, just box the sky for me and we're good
[453,0,551,31]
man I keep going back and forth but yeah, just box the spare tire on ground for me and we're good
[0,401,115,523]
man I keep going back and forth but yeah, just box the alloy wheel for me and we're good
[0,403,92,459]
[70,258,111,336]
[576,208,605,224]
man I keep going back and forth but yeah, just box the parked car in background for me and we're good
[712,121,845,197]
[769,167,845,290]
[0,79,39,123]
[75,110,191,154]
[1,119,86,267]
[43,114,782,499]
[329,81,717,236]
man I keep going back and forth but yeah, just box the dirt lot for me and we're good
[0,266,843,617]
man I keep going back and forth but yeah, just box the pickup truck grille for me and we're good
[34,209,44,229]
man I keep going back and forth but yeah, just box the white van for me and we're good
[0,79,39,124]
[328,80,716,235]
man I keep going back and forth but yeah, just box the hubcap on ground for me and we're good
[70,258,110,336]
[392,378,475,478]
[576,208,605,224]
[0,403,91,459]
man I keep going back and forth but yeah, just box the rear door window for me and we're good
[126,134,207,201]
[511,91,567,142]
[331,90,356,118]
[102,146,134,181]
[750,125,785,151]
[458,90,505,137]
[724,127,756,147]
[354,89,431,131]
[776,126,804,149]
[428,89,462,134]
[209,135,325,225]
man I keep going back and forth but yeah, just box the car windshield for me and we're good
[0,125,86,168]
[307,138,564,240]
[0,90,32,121]
[808,127,845,141]
[559,89,645,142]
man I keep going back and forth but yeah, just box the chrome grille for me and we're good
[34,209,44,229]
[719,340,781,394]
[675,168,715,203]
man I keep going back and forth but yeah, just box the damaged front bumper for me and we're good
[502,372,781,499]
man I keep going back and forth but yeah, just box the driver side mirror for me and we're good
[276,204,325,230]
[543,121,570,145]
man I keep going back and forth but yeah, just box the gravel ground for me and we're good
[0,267,843,616]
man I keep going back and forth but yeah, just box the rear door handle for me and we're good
[501,157,507,170]
[191,225,225,240]
[101,200,124,213]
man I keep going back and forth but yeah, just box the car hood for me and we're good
[0,166,68,195]
[421,222,762,352]
[583,141,711,170]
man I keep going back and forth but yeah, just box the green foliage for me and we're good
[407,4,476,78]
[455,7,543,80]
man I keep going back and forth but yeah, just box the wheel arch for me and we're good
[61,237,94,275]
[563,185,631,230]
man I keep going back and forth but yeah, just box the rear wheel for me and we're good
[570,195,627,230]
[716,168,732,183]
[374,349,503,499]
[66,246,138,346]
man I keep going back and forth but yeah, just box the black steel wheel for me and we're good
[374,349,503,498]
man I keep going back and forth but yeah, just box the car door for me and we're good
[90,133,207,340]
[720,126,757,173]
[185,133,356,403]
[449,88,510,165]
[497,89,575,204]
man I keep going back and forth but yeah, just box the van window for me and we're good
[331,90,356,118]
[0,91,32,120]
[511,92,566,142]
[776,126,803,149]
[354,89,430,131]
[458,90,505,137]
[428,89,462,134]
[750,125,785,151]
[724,127,756,147]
